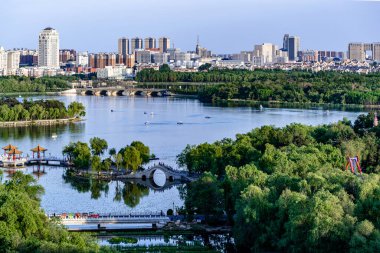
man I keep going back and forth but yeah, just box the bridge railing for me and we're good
[48,212,167,220]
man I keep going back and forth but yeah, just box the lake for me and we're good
[0,95,363,214]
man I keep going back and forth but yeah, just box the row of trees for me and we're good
[178,113,380,252]
[62,137,153,172]
[136,68,380,105]
[0,98,85,122]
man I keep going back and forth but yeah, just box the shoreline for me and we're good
[0,90,375,112]
[0,117,82,128]
[0,91,63,97]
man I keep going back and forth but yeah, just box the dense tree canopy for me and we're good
[0,98,85,122]
[63,140,152,172]
[0,172,99,252]
[136,69,380,105]
[179,113,380,252]
[0,76,75,93]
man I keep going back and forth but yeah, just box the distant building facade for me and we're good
[131,37,143,53]
[159,37,170,53]
[118,37,129,56]
[38,27,59,68]
[348,43,380,62]
[145,37,157,50]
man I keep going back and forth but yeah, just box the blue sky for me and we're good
[0,0,379,53]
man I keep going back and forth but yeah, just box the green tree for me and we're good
[89,137,108,156]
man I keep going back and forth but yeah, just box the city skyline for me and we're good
[1,0,379,53]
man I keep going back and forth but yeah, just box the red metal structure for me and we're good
[345,156,363,175]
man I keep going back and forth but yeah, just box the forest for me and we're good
[136,67,380,105]
[0,98,85,122]
[178,113,380,252]
[0,76,77,93]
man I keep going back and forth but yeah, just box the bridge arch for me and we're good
[85,90,94,96]
[100,90,111,96]
[116,90,126,96]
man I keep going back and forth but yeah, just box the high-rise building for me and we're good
[288,36,300,61]
[88,54,96,68]
[318,50,345,61]
[159,37,170,53]
[7,51,20,69]
[59,49,76,64]
[167,48,180,61]
[118,37,129,56]
[253,43,278,65]
[283,34,290,51]
[77,52,89,67]
[0,47,7,70]
[131,37,143,53]
[299,50,319,62]
[19,49,38,66]
[144,37,157,50]
[152,53,169,64]
[38,27,60,68]
[135,50,152,64]
[348,43,380,62]
[126,54,135,68]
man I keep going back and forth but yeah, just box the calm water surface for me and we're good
[0,95,363,213]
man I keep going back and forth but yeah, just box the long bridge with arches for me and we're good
[69,88,172,97]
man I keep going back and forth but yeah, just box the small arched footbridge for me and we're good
[120,164,196,183]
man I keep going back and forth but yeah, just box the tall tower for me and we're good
[131,37,143,53]
[38,27,59,68]
[144,37,157,50]
[118,37,129,56]
[283,34,290,51]
[288,36,300,61]
[159,37,170,53]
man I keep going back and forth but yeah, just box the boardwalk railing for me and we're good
[48,212,167,220]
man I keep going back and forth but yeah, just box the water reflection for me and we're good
[0,123,84,142]
[98,233,236,252]
[62,170,177,208]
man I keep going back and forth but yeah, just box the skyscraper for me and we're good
[38,27,59,68]
[288,36,300,61]
[144,37,156,50]
[283,34,290,51]
[159,37,170,53]
[118,37,129,56]
[0,47,7,70]
[131,37,143,53]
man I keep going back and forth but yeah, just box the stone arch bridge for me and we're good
[119,164,196,183]
[75,88,171,97]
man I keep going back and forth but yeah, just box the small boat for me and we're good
[52,133,58,139]
[144,121,150,125]
[144,112,147,115]
[150,112,154,115]
[259,105,264,111]
[111,109,114,112]
[205,116,211,119]
[19,95,22,98]
[177,121,184,125]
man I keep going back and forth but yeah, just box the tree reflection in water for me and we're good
[0,123,84,142]
[63,170,149,208]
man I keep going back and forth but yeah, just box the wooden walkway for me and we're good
[26,157,72,167]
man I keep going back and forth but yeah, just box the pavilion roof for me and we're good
[2,144,17,150]
[7,149,23,155]
[31,145,47,152]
